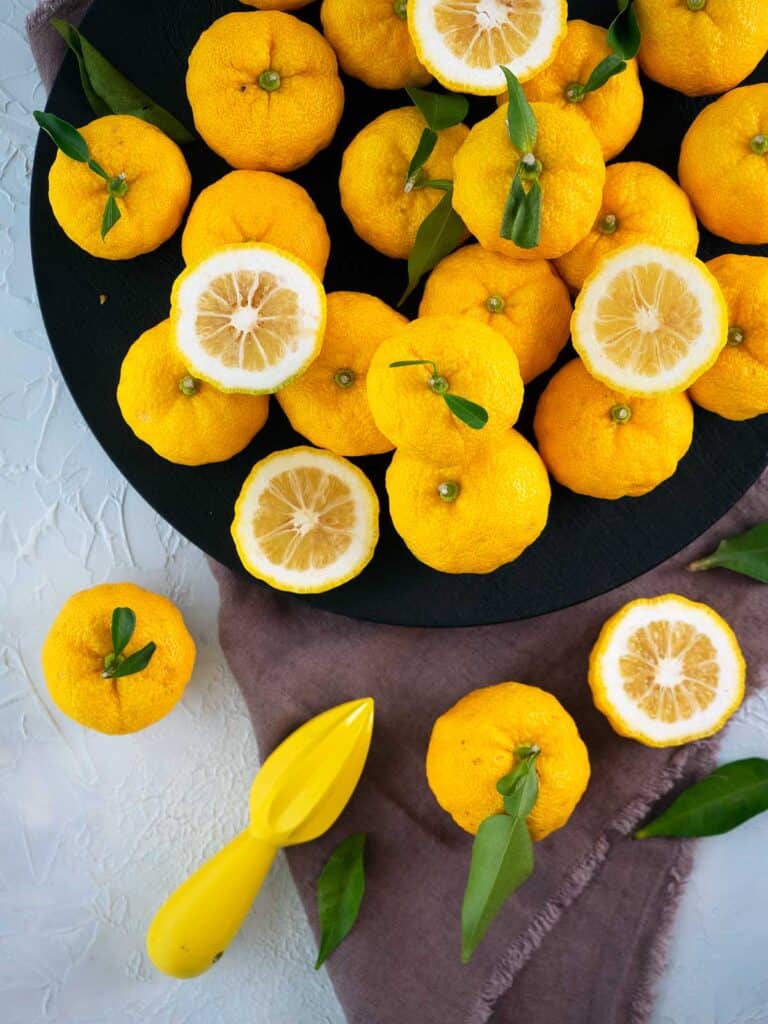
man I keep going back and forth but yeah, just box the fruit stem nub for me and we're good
[486,294,505,314]
[258,69,281,92]
[599,213,618,235]
[727,326,746,346]
[565,82,586,104]
[393,0,408,19]
[610,403,632,424]
[686,0,706,9]
[437,480,460,502]
[750,134,768,155]
[334,368,356,388]
[179,374,199,396]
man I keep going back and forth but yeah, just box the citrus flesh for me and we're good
[588,595,745,747]
[572,244,727,396]
[231,447,379,593]
[408,0,567,95]
[171,243,326,394]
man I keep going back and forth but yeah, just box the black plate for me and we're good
[30,0,768,627]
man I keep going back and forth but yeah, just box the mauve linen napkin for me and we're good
[28,5,768,1022]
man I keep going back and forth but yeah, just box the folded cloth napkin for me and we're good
[28,5,768,1021]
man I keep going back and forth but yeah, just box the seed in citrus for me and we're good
[339,106,467,260]
[47,114,191,260]
[186,11,344,172]
[181,170,329,277]
[278,291,405,456]
[534,358,694,500]
[419,244,571,382]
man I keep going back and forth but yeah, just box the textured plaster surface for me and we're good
[1,1,767,1020]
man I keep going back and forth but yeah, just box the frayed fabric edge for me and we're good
[467,740,717,1024]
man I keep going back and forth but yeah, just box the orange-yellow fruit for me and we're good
[386,431,550,574]
[534,358,694,500]
[181,170,329,276]
[452,102,605,261]
[339,106,468,259]
[278,291,405,455]
[47,114,191,260]
[241,0,314,8]
[689,255,768,421]
[635,0,768,98]
[186,11,344,172]
[41,583,196,735]
[426,681,590,839]
[321,0,431,89]
[555,162,699,293]
[367,314,524,464]
[419,244,571,382]
[678,84,768,246]
[522,19,643,160]
[117,320,269,465]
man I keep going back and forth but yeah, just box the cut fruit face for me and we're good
[588,595,745,747]
[572,244,727,396]
[171,243,326,394]
[408,0,566,95]
[231,447,379,593]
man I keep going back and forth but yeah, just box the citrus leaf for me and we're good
[499,66,537,153]
[406,86,469,131]
[101,194,121,240]
[443,393,488,430]
[106,641,156,678]
[404,128,438,191]
[635,759,768,839]
[500,172,541,249]
[34,110,90,163]
[581,54,627,95]
[51,18,194,143]
[111,607,136,658]
[400,190,466,304]
[315,834,366,969]
[688,522,768,583]
[461,817,534,963]
[607,0,640,60]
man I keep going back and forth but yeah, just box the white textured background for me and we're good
[2,1,768,1020]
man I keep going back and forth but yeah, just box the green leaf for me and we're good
[635,759,768,839]
[461,752,538,962]
[101,194,122,240]
[500,172,541,249]
[51,18,194,144]
[315,833,366,969]
[607,0,641,61]
[107,641,156,678]
[443,393,488,430]
[581,54,628,95]
[499,66,537,153]
[404,128,438,190]
[400,189,466,305]
[34,110,91,163]
[111,607,136,658]
[688,522,768,582]
[406,86,469,131]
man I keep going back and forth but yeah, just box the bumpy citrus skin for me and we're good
[339,106,468,259]
[522,19,643,160]
[419,244,571,382]
[278,291,404,456]
[42,583,196,735]
[534,359,694,500]
[186,11,344,172]
[321,0,431,89]
[555,162,699,293]
[689,255,768,421]
[118,320,269,465]
[427,682,590,840]
[387,430,550,574]
[241,0,314,8]
[635,0,768,97]
[181,171,329,276]
[367,314,524,463]
[452,102,605,261]
[679,85,768,246]
[47,114,191,260]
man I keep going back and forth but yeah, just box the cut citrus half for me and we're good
[408,0,566,95]
[588,595,745,747]
[171,243,326,394]
[231,447,379,593]
[572,244,727,396]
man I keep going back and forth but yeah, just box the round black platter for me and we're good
[30,0,768,627]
